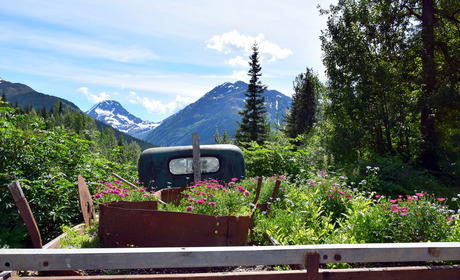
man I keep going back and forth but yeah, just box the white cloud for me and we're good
[128,92,196,115]
[78,87,110,103]
[226,56,247,67]
[206,30,292,66]
[231,70,248,82]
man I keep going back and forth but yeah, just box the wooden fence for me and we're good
[2,242,460,280]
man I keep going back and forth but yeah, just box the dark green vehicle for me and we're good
[138,144,246,190]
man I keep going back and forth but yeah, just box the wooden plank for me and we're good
[9,270,309,280]
[0,271,12,280]
[43,224,86,249]
[7,181,43,248]
[2,243,460,272]
[306,253,319,280]
[192,133,201,183]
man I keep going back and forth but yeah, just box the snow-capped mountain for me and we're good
[143,81,292,146]
[86,100,160,139]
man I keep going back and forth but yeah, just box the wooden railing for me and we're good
[2,242,460,280]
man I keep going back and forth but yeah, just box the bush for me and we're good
[0,109,137,248]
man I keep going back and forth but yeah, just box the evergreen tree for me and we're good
[1,92,7,104]
[284,68,321,139]
[235,42,270,145]
[214,126,233,144]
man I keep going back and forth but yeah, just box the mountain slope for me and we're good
[142,81,291,146]
[0,78,80,112]
[87,100,160,140]
[0,78,154,150]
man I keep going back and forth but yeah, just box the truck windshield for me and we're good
[169,157,220,175]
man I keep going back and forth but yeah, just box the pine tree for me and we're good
[284,68,321,139]
[235,42,270,145]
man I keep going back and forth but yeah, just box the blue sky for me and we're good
[0,0,334,122]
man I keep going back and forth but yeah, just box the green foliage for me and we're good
[319,0,460,172]
[235,42,270,145]
[93,179,158,204]
[59,224,101,249]
[0,105,138,248]
[163,178,253,216]
[242,135,311,178]
[251,173,460,249]
[284,68,322,139]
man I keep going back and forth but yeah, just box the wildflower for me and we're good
[437,198,446,201]
[244,191,250,197]
[95,193,102,198]
[415,193,424,196]
[400,212,408,216]
[186,206,193,212]
[197,199,205,204]
[209,202,216,206]
[231,177,238,182]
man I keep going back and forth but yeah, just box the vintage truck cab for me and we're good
[138,144,245,190]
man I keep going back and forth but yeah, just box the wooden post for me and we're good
[192,133,201,183]
[7,181,43,248]
[305,252,320,280]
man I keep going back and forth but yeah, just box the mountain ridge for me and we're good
[142,81,291,146]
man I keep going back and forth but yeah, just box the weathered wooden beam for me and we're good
[2,243,460,272]
[7,181,43,248]
[192,133,201,183]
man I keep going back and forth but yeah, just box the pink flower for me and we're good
[186,206,193,212]
[400,212,408,216]
[375,195,381,198]
[236,186,245,192]
[197,199,205,204]
[209,202,216,206]
[231,178,238,182]
[437,198,446,201]
[415,193,424,196]
[95,193,102,198]
[185,193,190,198]
[244,191,250,197]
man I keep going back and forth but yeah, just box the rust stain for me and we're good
[98,201,250,248]
[428,247,441,257]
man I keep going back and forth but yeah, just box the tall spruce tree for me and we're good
[235,42,270,145]
[284,68,320,139]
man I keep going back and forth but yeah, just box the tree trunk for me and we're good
[420,0,439,171]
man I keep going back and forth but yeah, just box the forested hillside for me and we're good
[0,100,140,247]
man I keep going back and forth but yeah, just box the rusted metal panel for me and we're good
[155,187,188,206]
[7,181,43,248]
[78,175,96,226]
[8,266,460,280]
[318,265,460,280]
[98,202,250,247]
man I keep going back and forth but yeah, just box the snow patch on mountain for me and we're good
[86,100,160,139]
